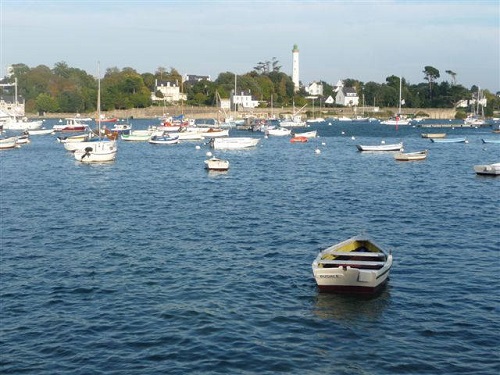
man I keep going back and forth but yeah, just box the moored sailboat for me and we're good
[74,64,117,163]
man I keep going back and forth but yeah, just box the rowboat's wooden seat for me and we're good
[326,251,385,258]
[319,260,386,266]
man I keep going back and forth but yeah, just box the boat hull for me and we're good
[148,136,180,145]
[210,137,259,150]
[394,150,428,161]
[73,141,117,163]
[356,142,403,152]
[481,139,500,144]
[421,133,446,138]
[290,136,308,143]
[205,158,229,171]
[430,138,466,143]
[474,163,500,176]
[0,137,18,149]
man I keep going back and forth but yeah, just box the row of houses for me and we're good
[152,75,359,109]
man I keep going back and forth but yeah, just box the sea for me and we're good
[1,118,499,375]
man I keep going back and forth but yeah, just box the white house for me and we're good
[335,85,359,107]
[305,81,323,97]
[231,90,259,110]
[151,79,187,103]
[184,74,211,84]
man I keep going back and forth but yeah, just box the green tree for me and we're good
[35,93,59,113]
[423,66,440,99]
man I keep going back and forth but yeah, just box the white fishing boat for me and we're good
[394,150,428,161]
[53,117,92,132]
[1,116,43,131]
[0,79,43,130]
[312,234,393,294]
[210,137,260,150]
[473,162,500,176]
[204,157,229,171]
[356,142,403,152]
[74,66,117,163]
[109,123,132,134]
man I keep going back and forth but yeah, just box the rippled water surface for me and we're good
[1,119,499,374]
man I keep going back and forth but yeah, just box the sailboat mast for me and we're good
[234,73,237,113]
[398,76,402,115]
[97,62,101,136]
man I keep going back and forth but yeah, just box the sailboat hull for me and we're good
[74,141,117,163]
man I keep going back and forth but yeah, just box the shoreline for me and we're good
[31,106,458,120]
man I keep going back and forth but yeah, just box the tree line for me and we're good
[1,61,499,117]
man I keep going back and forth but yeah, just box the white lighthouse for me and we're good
[292,44,299,92]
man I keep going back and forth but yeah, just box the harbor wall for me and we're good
[34,106,458,120]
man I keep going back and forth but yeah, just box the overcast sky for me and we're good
[1,0,499,92]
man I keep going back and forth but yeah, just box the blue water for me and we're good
[1,119,499,374]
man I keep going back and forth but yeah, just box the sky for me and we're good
[1,0,499,93]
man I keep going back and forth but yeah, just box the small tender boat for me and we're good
[210,137,259,150]
[171,132,205,141]
[430,137,466,143]
[421,133,446,139]
[27,128,54,136]
[473,162,500,176]
[292,130,317,138]
[199,128,229,138]
[356,142,403,152]
[0,136,18,150]
[148,133,180,145]
[394,150,428,161]
[205,157,229,171]
[267,127,292,136]
[290,136,308,143]
[121,132,151,142]
[15,134,30,145]
[312,234,393,294]
[481,138,500,144]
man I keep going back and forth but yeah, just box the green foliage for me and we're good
[35,93,59,113]
[2,62,495,115]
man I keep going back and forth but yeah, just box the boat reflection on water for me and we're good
[312,287,391,322]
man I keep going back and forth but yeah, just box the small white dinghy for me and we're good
[205,157,229,171]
